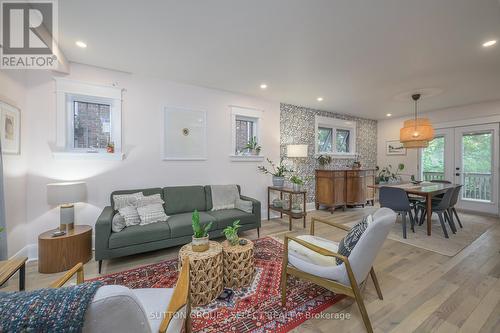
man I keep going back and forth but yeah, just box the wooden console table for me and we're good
[267,186,307,231]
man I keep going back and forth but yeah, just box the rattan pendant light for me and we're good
[400,93,434,148]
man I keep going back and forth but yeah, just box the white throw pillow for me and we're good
[113,192,144,210]
[111,213,127,232]
[137,203,169,225]
[118,205,141,227]
[235,199,253,213]
[137,194,164,207]
[211,185,239,211]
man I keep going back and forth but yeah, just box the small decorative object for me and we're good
[272,199,283,208]
[291,203,302,214]
[317,155,332,168]
[386,140,407,155]
[410,174,423,185]
[0,101,21,154]
[217,288,234,302]
[352,161,361,169]
[244,136,261,156]
[375,163,405,184]
[106,141,115,153]
[289,174,305,192]
[182,128,189,136]
[222,220,241,246]
[51,230,66,237]
[258,158,294,187]
[239,239,248,246]
[46,182,87,232]
[191,209,213,252]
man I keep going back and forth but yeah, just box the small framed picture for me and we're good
[0,101,21,155]
[386,140,406,156]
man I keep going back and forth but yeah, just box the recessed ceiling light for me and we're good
[317,97,323,102]
[482,40,497,48]
[386,113,392,117]
[260,83,267,89]
[75,41,87,48]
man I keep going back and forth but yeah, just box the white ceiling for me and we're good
[58,0,500,119]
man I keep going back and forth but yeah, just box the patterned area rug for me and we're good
[89,237,344,333]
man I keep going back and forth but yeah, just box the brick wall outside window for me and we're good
[73,101,111,149]
[235,119,254,154]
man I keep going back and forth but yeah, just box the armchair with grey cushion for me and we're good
[52,259,191,333]
[281,208,397,333]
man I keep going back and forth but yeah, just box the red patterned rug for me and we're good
[89,237,344,333]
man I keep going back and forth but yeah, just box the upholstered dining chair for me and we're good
[52,259,191,333]
[379,187,415,238]
[281,208,397,333]
[417,187,456,238]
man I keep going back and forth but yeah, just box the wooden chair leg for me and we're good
[370,268,383,300]
[351,281,374,333]
[281,243,289,307]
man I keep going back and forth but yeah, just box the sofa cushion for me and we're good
[167,212,216,238]
[110,188,163,210]
[163,186,206,215]
[109,222,171,249]
[207,209,255,229]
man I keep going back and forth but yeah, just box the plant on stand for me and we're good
[222,220,241,246]
[289,175,305,191]
[244,136,262,156]
[191,209,213,252]
[258,158,294,187]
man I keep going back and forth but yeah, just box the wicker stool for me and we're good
[178,241,223,307]
[221,239,255,289]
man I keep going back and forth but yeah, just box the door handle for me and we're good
[455,173,460,176]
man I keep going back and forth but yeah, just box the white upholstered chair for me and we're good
[281,207,397,333]
[51,258,190,333]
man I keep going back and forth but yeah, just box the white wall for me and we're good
[377,100,500,179]
[9,63,280,258]
[0,70,29,257]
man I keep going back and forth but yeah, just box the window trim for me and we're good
[230,106,264,161]
[54,78,122,158]
[314,116,357,157]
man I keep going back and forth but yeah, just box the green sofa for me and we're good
[95,185,261,273]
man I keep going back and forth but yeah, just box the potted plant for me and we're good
[258,158,294,187]
[222,220,241,246]
[191,209,213,252]
[244,136,261,156]
[375,163,405,184]
[317,155,332,169]
[289,174,305,191]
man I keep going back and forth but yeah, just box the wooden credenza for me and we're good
[315,169,375,212]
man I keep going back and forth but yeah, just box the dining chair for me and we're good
[417,187,456,238]
[448,185,463,228]
[379,187,415,238]
[430,180,452,199]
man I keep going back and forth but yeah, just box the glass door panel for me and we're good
[461,132,492,202]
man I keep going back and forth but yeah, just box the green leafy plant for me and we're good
[375,163,405,184]
[258,158,294,177]
[289,175,305,185]
[317,155,332,167]
[245,136,261,153]
[191,209,212,238]
[0,227,3,233]
[222,220,241,245]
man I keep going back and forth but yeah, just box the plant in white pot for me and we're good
[289,175,305,191]
[244,136,261,156]
[222,220,241,246]
[258,158,294,187]
[191,209,213,252]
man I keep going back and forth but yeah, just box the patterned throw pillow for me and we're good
[111,213,127,232]
[118,205,141,227]
[336,215,371,265]
[137,194,164,207]
[137,203,169,225]
[113,192,144,210]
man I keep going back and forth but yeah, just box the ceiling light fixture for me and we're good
[386,113,392,117]
[400,94,434,148]
[316,97,323,102]
[75,41,87,48]
[260,83,268,89]
[483,40,497,47]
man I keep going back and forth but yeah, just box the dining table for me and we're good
[368,182,457,236]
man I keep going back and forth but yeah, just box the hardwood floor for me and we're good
[3,207,499,332]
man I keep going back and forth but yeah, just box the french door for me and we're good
[420,123,499,214]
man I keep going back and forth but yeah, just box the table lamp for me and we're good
[47,182,87,232]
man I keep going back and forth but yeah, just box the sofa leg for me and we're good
[98,260,102,274]
[257,228,260,238]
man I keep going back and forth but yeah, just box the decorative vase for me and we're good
[248,148,260,156]
[272,176,285,187]
[192,235,209,252]
[292,183,302,191]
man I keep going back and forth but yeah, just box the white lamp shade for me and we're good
[287,144,308,158]
[47,182,87,205]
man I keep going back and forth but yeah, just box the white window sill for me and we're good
[230,155,265,162]
[52,151,125,160]
[315,153,357,159]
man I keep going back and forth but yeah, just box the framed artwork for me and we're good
[163,107,207,160]
[0,101,20,155]
[386,140,406,155]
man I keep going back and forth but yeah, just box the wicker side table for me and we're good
[178,241,223,307]
[221,239,255,288]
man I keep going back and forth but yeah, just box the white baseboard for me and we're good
[11,243,38,262]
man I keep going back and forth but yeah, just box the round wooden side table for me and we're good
[178,241,223,307]
[221,238,255,288]
[38,225,92,274]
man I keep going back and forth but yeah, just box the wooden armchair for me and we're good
[52,259,191,333]
[281,208,396,333]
